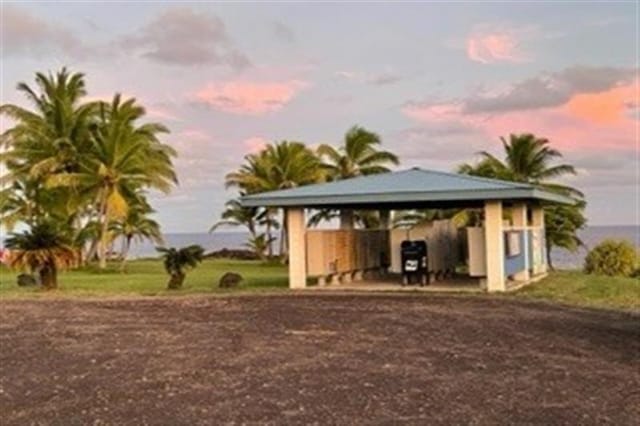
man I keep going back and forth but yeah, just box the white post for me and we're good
[484,200,506,292]
[531,205,547,274]
[511,203,530,282]
[287,208,307,289]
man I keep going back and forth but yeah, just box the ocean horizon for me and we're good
[127,225,640,269]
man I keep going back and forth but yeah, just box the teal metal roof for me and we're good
[240,168,574,208]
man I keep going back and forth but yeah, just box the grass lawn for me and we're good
[515,270,640,311]
[0,259,637,311]
[0,258,289,298]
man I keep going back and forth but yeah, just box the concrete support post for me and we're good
[511,203,530,282]
[287,208,307,289]
[484,200,506,292]
[531,205,547,274]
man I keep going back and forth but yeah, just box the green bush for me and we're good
[584,239,638,277]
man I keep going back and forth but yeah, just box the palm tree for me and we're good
[0,68,98,230]
[4,222,78,290]
[47,94,177,269]
[156,245,204,290]
[111,204,163,271]
[210,199,276,260]
[316,126,399,228]
[226,141,324,258]
[244,233,273,261]
[459,133,585,269]
[210,199,259,237]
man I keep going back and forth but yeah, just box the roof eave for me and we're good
[241,188,575,208]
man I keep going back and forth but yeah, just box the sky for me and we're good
[1,1,638,232]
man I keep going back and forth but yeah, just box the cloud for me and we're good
[2,5,86,58]
[272,21,295,43]
[120,7,250,69]
[334,70,402,86]
[463,66,637,114]
[192,80,308,115]
[466,28,528,64]
[367,73,403,86]
[402,66,638,152]
[243,136,269,153]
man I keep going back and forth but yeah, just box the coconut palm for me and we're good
[0,68,97,179]
[156,245,204,290]
[459,133,586,269]
[4,222,78,290]
[462,134,583,196]
[210,199,259,237]
[210,199,277,259]
[47,94,177,269]
[0,68,99,230]
[111,204,163,271]
[244,233,273,261]
[316,126,399,228]
[226,141,324,257]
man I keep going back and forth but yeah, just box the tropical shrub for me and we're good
[156,245,205,289]
[4,222,78,289]
[584,239,637,277]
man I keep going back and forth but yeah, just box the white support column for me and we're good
[531,205,547,274]
[287,208,307,289]
[511,203,530,282]
[484,200,506,292]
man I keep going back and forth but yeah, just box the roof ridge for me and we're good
[412,167,532,189]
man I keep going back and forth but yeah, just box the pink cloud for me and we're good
[403,81,637,152]
[243,136,268,153]
[466,30,528,64]
[193,80,308,115]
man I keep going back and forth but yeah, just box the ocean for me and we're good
[129,225,639,269]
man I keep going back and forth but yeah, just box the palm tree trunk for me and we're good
[39,263,57,290]
[265,212,273,258]
[546,240,555,271]
[98,192,110,270]
[86,238,99,263]
[119,236,132,272]
[340,210,354,229]
[98,216,109,269]
[167,271,185,290]
[280,210,288,263]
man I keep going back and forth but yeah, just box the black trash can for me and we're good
[400,240,429,286]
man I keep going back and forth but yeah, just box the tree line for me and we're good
[1,68,177,286]
[215,130,585,270]
[1,67,586,289]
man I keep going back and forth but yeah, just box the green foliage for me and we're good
[317,125,399,179]
[1,68,177,270]
[157,245,205,276]
[517,270,640,311]
[4,222,78,289]
[584,239,637,277]
[315,125,399,228]
[458,133,586,268]
[0,259,289,297]
[156,245,205,289]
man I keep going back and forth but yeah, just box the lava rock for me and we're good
[17,273,38,287]
[219,272,243,288]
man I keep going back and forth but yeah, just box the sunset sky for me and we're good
[2,1,637,232]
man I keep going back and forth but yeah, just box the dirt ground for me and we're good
[1,294,639,425]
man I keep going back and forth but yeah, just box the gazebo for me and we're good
[241,168,573,292]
